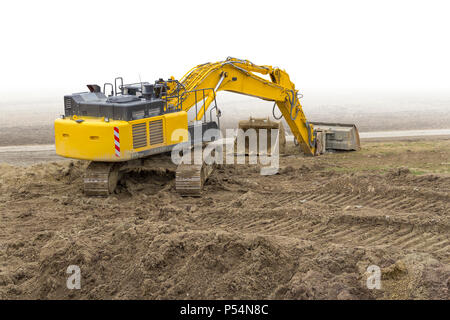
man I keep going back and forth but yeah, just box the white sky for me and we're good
[0,0,449,99]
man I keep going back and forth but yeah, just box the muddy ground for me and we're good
[0,138,448,299]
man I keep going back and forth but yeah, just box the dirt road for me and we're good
[2,129,450,166]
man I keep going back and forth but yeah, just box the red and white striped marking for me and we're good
[114,127,120,157]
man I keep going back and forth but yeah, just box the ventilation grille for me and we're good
[64,97,72,115]
[132,123,147,149]
[149,119,164,145]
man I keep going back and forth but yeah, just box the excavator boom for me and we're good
[167,57,317,155]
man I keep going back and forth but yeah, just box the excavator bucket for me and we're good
[235,117,286,155]
[311,122,361,154]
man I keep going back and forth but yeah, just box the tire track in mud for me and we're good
[196,211,450,262]
[273,173,450,214]
[195,173,450,262]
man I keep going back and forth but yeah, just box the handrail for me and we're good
[114,77,124,96]
[103,83,114,96]
[179,88,216,121]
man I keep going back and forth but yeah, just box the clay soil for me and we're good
[0,139,449,299]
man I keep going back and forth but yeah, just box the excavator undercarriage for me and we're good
[83,148,216,197]
[55,57,361,197]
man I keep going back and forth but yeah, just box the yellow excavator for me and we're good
[54,57,360,196]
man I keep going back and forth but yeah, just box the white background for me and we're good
[0,0,449,100]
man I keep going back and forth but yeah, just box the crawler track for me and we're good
[84,162,120,196]
[175,158,215,196]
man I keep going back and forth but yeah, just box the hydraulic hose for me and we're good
[272,102,283,120]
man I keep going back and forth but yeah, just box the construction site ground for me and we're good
[0,138,449,299]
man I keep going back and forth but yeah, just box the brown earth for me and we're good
[0,139,449,299]
[0,125,55,147]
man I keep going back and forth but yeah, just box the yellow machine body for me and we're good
[55,111,188,161]
[55,57,360,164]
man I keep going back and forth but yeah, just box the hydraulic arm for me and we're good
[167,57,317,155]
